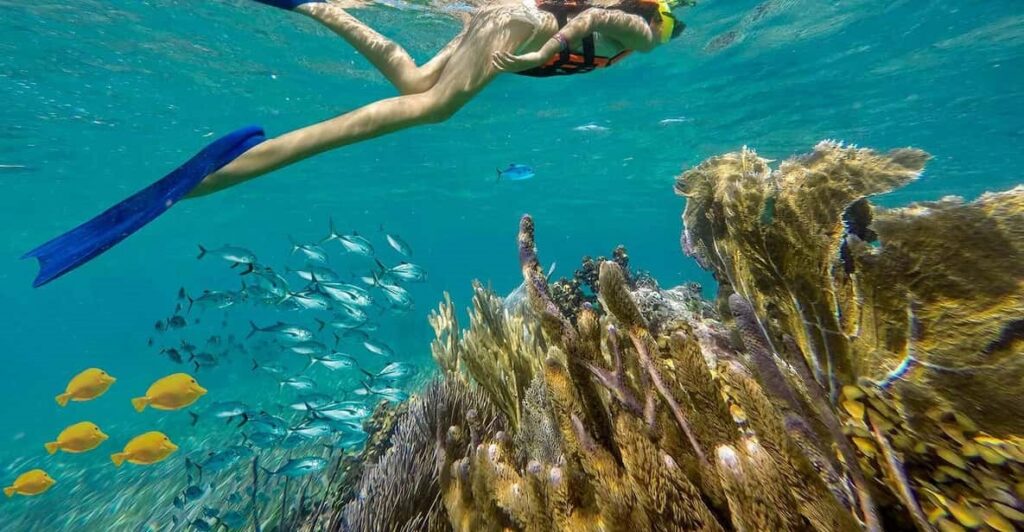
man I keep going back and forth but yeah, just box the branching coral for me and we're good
[302,143,1021,532]
[429,281,549,430]
[309,377,506,532]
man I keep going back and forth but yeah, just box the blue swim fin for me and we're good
[251,0,323,10]
[23,126,266,288]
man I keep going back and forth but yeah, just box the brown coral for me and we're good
[301,143,1021,532]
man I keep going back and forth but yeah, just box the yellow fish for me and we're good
[110,431,178,467]
[4,469,55,497]
[44,421,109,455]
[131,373,207,412]
[55,368,116,407]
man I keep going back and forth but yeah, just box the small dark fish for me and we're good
[183,483,209,504]
[147,337,154,347]
[154,320,167,332]
[496,163,535,181]
[190,352,218,372]
[202,506,219,519]
[207,335,221,346]
[181,341,197,353]
[178,287,187,300]
[221,510,245,529]
[162,348,184,365]
[167,315,187,329]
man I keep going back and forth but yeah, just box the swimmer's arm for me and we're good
[493,9,656,72]
[589,9,658,52]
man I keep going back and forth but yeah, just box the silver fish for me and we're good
[253,268,290,297]
[266,457,327,477]
[381,261,427,282]
[308,352,356,371]
[247,412,289,436]
[197,245,257,272]
[280,375,316,391]
[378,281,412,308]
[289,340,328,356]
[289,236,329,263]
[363,338,394,357]
[323,218,375,256]
[288,420,333,439]
[186,290,238,312]
[247,321,314,342]
[287,264,339,282]
[316,281,373,307]
[375,362,413,380]
[290,393,333,411]
[252,359,288,376]
[368,386,408,403]
[314,309,369,332]
[283,290,332,311]
[504,261,556,312]
[312,403,369,422]
[384,231,412,257]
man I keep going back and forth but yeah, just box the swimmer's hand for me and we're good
[492,51,546,73]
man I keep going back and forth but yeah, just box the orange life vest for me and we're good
[516,1,634,77]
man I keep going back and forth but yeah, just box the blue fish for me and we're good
[496,164,535,181]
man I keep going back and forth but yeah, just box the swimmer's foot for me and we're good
[251,0,324,10]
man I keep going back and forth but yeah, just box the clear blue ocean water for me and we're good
[0,0,1021,527]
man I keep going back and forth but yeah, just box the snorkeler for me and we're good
[23,0,691,287]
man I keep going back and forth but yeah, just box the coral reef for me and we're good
[677,141,1024,531]
[301,142,1022,532]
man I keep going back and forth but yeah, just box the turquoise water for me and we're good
[0,0,1021,527]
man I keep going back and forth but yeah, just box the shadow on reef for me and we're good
[298,142,1023,532]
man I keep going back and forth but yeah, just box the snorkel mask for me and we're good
[656,0,690,44]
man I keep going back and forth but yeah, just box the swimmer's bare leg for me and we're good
[297,3,464,94]
[189,12,535,198]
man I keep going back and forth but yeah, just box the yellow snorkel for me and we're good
[656,0,691,44]
[657,0,675,44]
